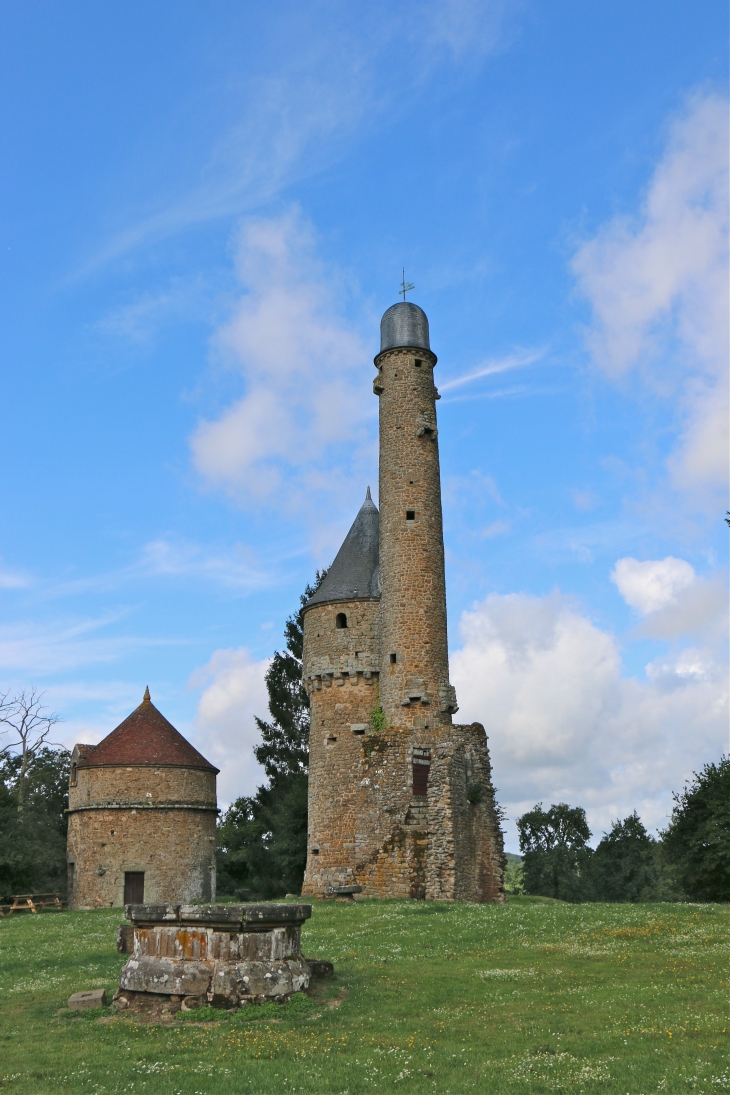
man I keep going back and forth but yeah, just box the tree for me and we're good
[662,757,730,902]
[517,802,593,902]
[217,572,326,900]
[589,812,659,902]
[0,746,70,900]
[0,688,61,810]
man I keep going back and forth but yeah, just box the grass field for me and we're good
[0,896,727,1094]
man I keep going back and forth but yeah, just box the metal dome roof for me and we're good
[379,302,430,353]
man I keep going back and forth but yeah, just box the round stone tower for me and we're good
[301,491,381,894]
[374,302,458,728]
[66,689,219,909]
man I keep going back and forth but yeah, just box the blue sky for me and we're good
[1,1,727,850]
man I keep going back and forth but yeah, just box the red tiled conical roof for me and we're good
[77,688,218,772]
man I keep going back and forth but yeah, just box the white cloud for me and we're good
[450,590,728,849]
[572,92,729,502]
[611,556,696,615]
[190,210,374,510]
[188,647,270,805]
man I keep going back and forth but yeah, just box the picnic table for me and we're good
[0,893,65,915]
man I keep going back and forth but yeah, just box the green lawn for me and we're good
[0,897,727,1094]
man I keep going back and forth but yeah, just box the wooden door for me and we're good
[124,871,145,905]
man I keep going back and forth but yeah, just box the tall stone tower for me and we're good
[376,302,457,728]
[301,301,505,902]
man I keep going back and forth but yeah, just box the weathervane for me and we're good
[399,268,415,302]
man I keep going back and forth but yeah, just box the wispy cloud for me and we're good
[439,349,545,392]
[44,538,275,600]
[78,3,518,274]
[95,275,215,346]
[0,613,179,676]
[0,561,31,589]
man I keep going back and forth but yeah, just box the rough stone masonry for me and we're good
[301,301,506,902]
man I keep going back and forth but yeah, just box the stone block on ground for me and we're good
[305,958,334,980]
[69,989,107,1010]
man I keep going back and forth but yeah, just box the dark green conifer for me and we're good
[216,572,326,899]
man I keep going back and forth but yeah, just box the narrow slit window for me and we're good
[390,653,397,664]
[335,612,347,629]
[406,510,415,521]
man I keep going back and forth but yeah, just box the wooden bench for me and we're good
[2,893,65,915]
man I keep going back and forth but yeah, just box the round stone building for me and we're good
[67,688,218,909]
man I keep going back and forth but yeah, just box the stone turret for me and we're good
[301,299,505,903]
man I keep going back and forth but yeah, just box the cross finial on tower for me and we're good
[399,268,415,302]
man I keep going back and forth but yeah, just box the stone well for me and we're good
[115,902,312,1011]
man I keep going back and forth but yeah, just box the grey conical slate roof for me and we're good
[306,489,380,608]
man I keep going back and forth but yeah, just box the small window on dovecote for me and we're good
[70,763,78,787]
[390,652,397,664]
[415,359,422,367]
[406,510,415,521]
[335,612,347,629]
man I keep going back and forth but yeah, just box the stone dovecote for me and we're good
[301,301,505,902]
[66,689,219,909]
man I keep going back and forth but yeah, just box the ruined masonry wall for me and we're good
[302,712,505,902]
